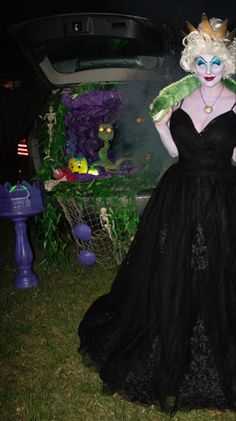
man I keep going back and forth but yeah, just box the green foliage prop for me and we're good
[35,195,72,266]
[34,82,161,266]
[35,82,117,182]
[36,169,157,266]
[35,96,67,180]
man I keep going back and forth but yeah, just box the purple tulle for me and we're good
[61,90,123,161]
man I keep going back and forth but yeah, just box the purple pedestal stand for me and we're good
[0,181,45,289]
[13,215,39,288]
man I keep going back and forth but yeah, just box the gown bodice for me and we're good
[170,108,236,173]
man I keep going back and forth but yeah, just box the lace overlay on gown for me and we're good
[78,108,236,412]
[191,224,208,270]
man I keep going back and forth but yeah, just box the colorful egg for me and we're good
[53,168,65,179]
[77,250,96,266]
[74,223,92,241]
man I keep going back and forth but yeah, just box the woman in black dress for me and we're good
[78,14,236,413]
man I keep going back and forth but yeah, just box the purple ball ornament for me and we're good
[77,249,96,266]
[73,223,92,241]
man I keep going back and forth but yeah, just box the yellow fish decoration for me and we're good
[68,155,99,175]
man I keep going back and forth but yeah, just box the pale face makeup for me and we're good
[194,54,225,88]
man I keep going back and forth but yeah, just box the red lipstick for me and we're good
[204,76,215,81]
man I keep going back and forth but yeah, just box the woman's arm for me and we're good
[232,147,236,163]
[153,110,179,158]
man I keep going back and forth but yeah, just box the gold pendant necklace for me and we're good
[203,105,213,114]
[200,86,224,114]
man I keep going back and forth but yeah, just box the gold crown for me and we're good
[185,13,236,42]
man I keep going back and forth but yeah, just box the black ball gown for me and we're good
[78,105,236,412]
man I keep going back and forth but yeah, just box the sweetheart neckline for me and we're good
[176,108,235,135]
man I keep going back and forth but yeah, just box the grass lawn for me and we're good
[0,219,235,421]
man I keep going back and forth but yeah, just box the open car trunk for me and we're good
[9,13,180,188]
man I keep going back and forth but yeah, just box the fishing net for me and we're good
[57,193,139,267]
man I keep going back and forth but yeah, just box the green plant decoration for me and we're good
[33,82,164,266]
[35,96,67,181]
[35,168,157,266]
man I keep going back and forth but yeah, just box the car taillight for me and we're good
[17,138,29,157]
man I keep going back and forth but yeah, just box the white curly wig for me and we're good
[180,18,236,77]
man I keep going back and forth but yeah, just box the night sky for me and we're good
[1,0,235,73]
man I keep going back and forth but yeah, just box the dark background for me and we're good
[0,0,235,183]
